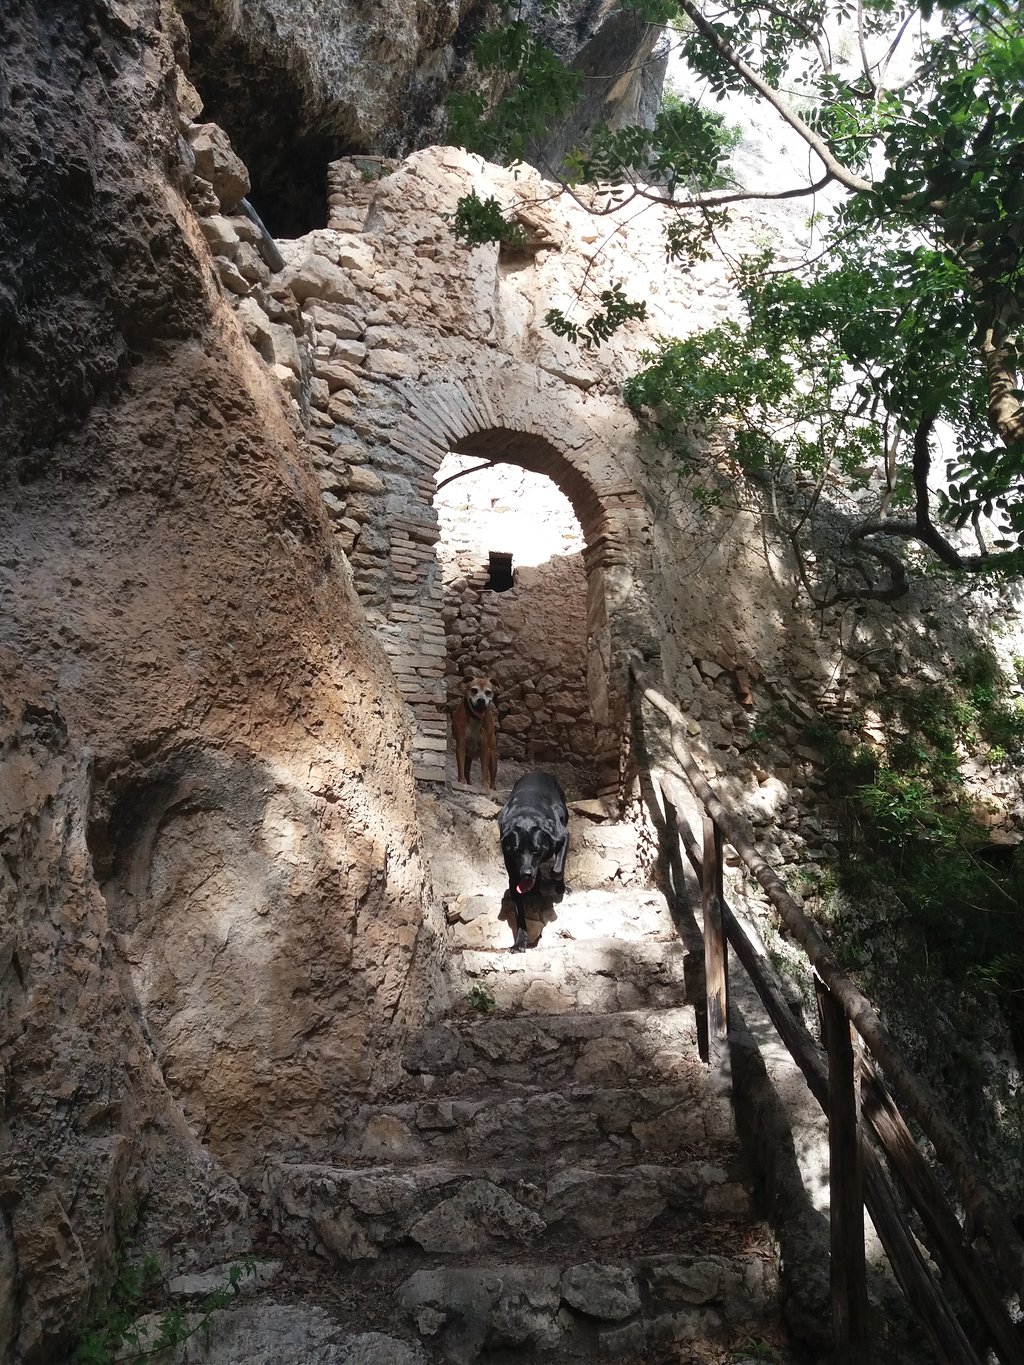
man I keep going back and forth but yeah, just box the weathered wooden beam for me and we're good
[673,798,977,1362]
[861,1060,1024,1365]
[662,787,989,1361]
[862,1144,984,1365]
[652,760,1015,1361]
[702,816,729,1078]
[660,768,830,1104]
[631,656,1024,1296]
[817,979,871,1364]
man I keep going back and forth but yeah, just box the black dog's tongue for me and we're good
[517,876,535,895]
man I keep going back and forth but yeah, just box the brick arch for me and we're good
[388,372,653,570]
[353,366,656,792]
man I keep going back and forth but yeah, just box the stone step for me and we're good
[401,1006,703,1095]
[449,935,690,1015]
[326,1081,734,1168]
[421,787,647,913]
[181,1246,789,1365]
[396,1248,784,1364]
[446,886,677,952]
[262,1159,752,1266]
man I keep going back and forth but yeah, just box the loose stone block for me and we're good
[366,349,419,377]
[286,255,357,305]
[234,297,273,352]
[199,214,240,256]
[216,258,250,296]
[189,122,250,209]
[561,1263,641,1321]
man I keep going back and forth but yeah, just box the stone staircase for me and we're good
[251,786,795,1364]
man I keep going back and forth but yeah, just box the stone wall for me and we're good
[188,118,1024,842]
[190,146,660,788]
[177,63,1024,810]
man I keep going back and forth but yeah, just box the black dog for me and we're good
[497,772,569,952]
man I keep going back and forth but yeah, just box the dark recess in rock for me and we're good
[178,4,349,239]
[174,1,666,240]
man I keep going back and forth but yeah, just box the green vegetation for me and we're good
[466,982,498,1013]
[73,1242,256,1365]
[728,1340,779,1364]
[783,649,1024,1013]
[443,193,527,248]
[446,0,1024,603]
[547,288,649,349]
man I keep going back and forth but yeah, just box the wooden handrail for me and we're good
[861,1058,1024,1365]
[629,655,1024,1364]
[671,773,988,1365]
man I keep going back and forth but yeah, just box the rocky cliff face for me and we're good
[3,1,1023,1360]
[0,4,443,1359]
[173,0,665,235]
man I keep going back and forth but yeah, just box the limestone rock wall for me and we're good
[174,0,667,236]
[5,3,1024,1356]
[0,5,444,1359]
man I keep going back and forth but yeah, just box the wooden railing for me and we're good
[629,656,1024,1365]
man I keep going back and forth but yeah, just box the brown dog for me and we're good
[452,676,498,789]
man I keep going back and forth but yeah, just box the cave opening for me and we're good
[178,6,356,239]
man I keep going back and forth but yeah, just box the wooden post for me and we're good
[702,816,729,1081]
[862,1146,984,1365]
[817,978,870,1365]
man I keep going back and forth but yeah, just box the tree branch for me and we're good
[980,326,1024,448]
[435,458,498,493]
[672,0,873,193]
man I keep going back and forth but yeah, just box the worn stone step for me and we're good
[446,886,677,952]
[421,788,646,913]
[327,1081,734,1168]
[182,1246,788,1365]
[397,1249,784,1364]
[262,1159,752,1266]
[401,1006,703,1095]
[451,935,689,1014]
[119,1301,427,1365]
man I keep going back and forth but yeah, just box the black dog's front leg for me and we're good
[502,846,529,952]
[510,886,528,951]
[552,833,568,896]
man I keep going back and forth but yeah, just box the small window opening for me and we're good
[487,551,515,593]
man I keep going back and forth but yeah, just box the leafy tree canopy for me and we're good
[446,0,1024,603]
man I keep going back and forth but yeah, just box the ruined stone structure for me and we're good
[247,151,663,790]
[4,4,1024,1361]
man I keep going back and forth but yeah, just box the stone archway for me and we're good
[434,455,601,788]
[337,361,658,793]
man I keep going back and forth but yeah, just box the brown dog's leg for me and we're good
[482,711,497,790]
[454,700,467,783]
[487,741,497,790]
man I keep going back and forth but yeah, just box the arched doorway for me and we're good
[434,453,608,797]
[317,365,658,797]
